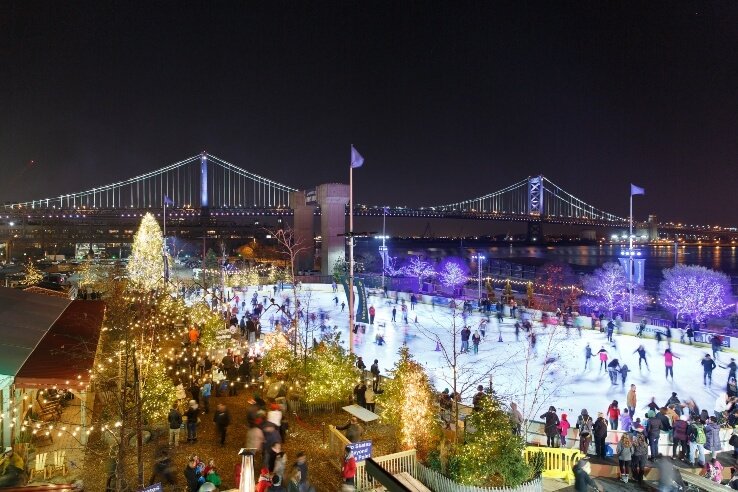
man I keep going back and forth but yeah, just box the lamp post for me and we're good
[471,254,486,300]
[379,206,388,288]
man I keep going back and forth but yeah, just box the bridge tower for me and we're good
[200,152,208,209]
[291,190,316,272]
[527,175,543,242]
[316,184,350,275]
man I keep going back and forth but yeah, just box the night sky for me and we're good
[2,2,738,225]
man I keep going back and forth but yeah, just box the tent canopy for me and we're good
[0,288,72,378]
[0,288,106,389]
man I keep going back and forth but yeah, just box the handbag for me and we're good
[729,434,738,447]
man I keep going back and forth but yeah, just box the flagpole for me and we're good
[629,192,633,322]
[349,154,355,354]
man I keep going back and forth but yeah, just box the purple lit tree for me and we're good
[581,262,648,316]
[384,256,405,277]
[404,256,436,291]
[659,265,732,323]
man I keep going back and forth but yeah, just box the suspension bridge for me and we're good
[3,153,627,226]
[0,153,732,272]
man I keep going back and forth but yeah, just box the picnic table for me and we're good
[342,404,379,422]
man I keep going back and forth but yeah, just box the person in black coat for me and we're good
[593,413,609,459]
[540,406,560,447]
[183,458,199,492]
[213,403,231,446]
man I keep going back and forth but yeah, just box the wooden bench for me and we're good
[680,470,726,492]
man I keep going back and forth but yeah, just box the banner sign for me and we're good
[349,440,373,461]
[694,331,731,347]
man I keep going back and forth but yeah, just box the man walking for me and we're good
[213,403,231,447]
[369,305,375,325]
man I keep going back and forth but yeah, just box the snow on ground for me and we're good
[218,283,731,422]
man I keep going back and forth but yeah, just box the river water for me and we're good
[354,240,738,293]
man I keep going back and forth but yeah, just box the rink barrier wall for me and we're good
[523,419,736,457]
[522,447,582,484]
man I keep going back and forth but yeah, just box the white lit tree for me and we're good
[438,261,469,295]
[659,265,732,323]
[581,262,648,316]
[384,256,405,277]
[126,213,165,291]
[405,256,436,290]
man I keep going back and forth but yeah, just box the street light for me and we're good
[471,254,486,300]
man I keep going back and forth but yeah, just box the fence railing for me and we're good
[288,398,348,415]
[355,449,418,491]
[415,463,543,492]
[522,446,581,485]
[327,424,351,460]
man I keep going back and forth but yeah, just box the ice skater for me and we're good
[584,343,593,371]
[664,348,679,380]
[634,345,650,371]
[597,346,609,372]
[702,354,717,385]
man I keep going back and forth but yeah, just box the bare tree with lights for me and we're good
[581,262,648,318]
[404,256,436,291]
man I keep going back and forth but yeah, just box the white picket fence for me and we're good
[414,464,542,492]
[353,449,542,492]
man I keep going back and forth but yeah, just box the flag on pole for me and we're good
[630,184,645,196]
[351,145,364,168]
[163,195,174,206]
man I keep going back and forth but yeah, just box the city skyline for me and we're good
[2,2,738,224]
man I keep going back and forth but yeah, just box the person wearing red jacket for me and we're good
[607,400,621,430]
[342,446,356,487]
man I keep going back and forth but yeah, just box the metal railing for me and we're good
[355,449,418,491]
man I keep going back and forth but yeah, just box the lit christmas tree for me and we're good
[262,331,296,377]
[405,256,436,290]
[453,394,531,487]
[140,359,177,424]
[659,265,732,323]
[303,341,356,405]
[377,346,440,458]
[126,213,165,291]
[21,259,43,287]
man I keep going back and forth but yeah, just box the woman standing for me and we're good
[631,429,649,484]
[607,400,621,430]
[593,412,609,459]
[616,433,634,483]
[471,330,481,355]
[578,415,593,454]
[540,406,560,448]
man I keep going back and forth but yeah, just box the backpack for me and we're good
[692,424,706,444]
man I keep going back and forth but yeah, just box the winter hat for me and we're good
[561,413,568,420]
[672,392,678,397]
[646,410,656,418]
